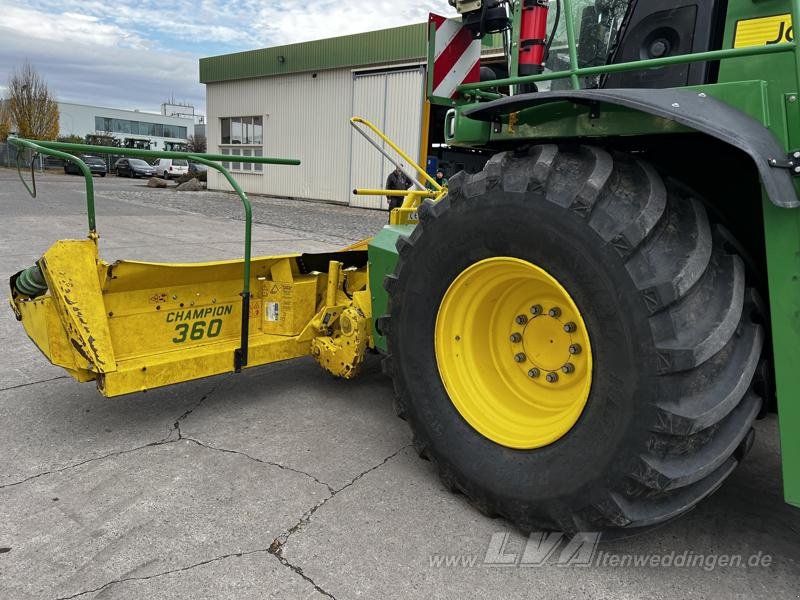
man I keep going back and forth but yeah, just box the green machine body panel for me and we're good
[368,225,416,352]
[720,0,800,510]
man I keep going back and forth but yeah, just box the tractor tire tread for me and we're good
[384,144,763,532]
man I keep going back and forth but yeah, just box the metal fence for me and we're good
[0,141,64,170]
[0,142,120,171]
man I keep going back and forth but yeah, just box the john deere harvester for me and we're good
[8,0,800,533]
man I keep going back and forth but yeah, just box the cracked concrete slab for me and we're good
[0,377,214,486]
[282,420,800,600]
[81,552,327,600]
[180,357,409,490]
[0,318,64,389]
[0,439,328,600]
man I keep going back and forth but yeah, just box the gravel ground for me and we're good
[93,176,388,246]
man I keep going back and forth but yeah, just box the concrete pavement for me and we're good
[0,170,798,599]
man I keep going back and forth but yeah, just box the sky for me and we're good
[0,0,453,116]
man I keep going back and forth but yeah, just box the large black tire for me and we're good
[381,145,765,533]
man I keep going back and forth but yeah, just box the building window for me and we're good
[220,147,263,172]
[162,124,187,138]
[95,116,113,132]
[221,119,230,145]
[112,119,130,134]
[93,116,186,139]
[220,116,263,144]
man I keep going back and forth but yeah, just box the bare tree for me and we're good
[0,100,11,141]
[6,61,59,140]
[187,134,207,153]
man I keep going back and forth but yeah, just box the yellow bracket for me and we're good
[350,117,448,225]
[352,188,445,225]
[350,117,441,192]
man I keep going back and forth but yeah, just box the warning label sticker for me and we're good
[734,13,793,48]
[267,302,280,322]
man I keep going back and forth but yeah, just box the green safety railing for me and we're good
[8,137,301,371]
[458,0,800,95]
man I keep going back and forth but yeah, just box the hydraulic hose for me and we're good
[14,265,48,298]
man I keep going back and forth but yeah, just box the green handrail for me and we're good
[186,153,257,371]
[459,0,800,93]
[7,137,301,371]
[10,138,99,231]
[561,0,581,91]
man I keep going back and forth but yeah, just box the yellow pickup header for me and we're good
[734,13,793,48]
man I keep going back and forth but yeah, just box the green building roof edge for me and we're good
[200,22,503,84]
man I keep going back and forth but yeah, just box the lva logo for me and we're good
[483,531,600,567]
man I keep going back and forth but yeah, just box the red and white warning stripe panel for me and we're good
[429,13,481,99]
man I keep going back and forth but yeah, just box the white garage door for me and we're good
[349,67,425,209]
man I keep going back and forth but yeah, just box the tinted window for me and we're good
[129,159,149,167]
[220,116,263,144]
[221,118,230,144]
[172,159,188,167]
[95,116,112,132]
[113,119,131,134]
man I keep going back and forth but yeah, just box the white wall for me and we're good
[350,68,425,209]
[206,65,425,205]
[58,102,193,150]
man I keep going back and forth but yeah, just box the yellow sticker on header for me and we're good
[734,13,793,48]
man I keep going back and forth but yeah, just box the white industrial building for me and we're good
[58,102,194,151]
[201,25,426,209]
[200,23,499,208]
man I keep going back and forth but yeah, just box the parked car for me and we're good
[188,161,209,175]
[115,158,156,178]
[64,155,107,177]
[151,158,189,179]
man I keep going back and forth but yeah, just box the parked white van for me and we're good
[151,158,189,179]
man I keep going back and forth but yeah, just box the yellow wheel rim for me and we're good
[435,257,593,449]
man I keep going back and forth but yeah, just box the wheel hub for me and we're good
[435,257,593,449]
[520,311,574,373]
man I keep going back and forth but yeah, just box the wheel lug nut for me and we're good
[528,368,540,378]
[509,333,522,343]
[530,304,542,316]
[515,314,528,325]
[562,362,575,374]
[514,352,526,363]
[563,322,576,333]
[545,372,559,383]
[548,307,561,318]
[569,344,582,355]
